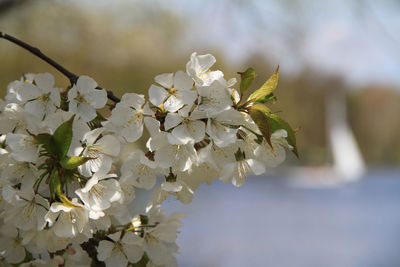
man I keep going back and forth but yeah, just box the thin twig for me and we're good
[0,31,120,103]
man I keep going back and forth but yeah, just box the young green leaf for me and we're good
[60,156,93,170]
[238,67,255,95]
[49,168,61,201]
[35,133,56,155]
[267,113,299,158]
[254,93,277,104]
[53,115,75,158]
[247,65,279,103]
[248,104,273,149]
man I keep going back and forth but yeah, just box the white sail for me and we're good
[286,89,365,188]
[326,90,366,182]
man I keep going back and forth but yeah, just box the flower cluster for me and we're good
[0,53,296,266]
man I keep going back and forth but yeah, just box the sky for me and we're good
[73,0,400,88]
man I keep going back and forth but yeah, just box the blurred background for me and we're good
[1,0,400,266]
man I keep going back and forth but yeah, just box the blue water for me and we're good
[160,170,400,267]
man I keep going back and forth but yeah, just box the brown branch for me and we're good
[0,31,120,103]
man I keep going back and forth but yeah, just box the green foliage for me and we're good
[238,67,255,96]
[49,168,61,201]
[248,104,273,149]
[53,115,75,158]
[247,65,279,103]
[254,92,276,104]
[268,113,299,158]
[35,133,56,155]
[60,156,93,170]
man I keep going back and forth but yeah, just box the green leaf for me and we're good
[60,156,93,170]
[49,168,61,201]
[247,65,279,103]
[35,133,56,155]
[267,113,299,158]
[248,104,273,149]
[53,115,75,158]
[254,93,277,103]
[238,67,255,95]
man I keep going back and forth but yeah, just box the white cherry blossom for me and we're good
[135,205,184,267]
[75,172,122,219]
[206,108,245,147]
[186,52,224,86]
[149,70,196,112]
[6,133,39,163]
[0,224,26,264]
[120,149,157,190]
[97,231,143,267]
[77,128,120,177]
[0,51,293,266]
[219,148,266,187]
[103,93,153,142]
[45,199,90,238]
[68,76,107,122]
[16,73,61,119]
[254,129,291,167]
[2,188,49,231]
[164,111,205,145]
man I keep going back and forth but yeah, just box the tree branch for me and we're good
[0,31,120,103]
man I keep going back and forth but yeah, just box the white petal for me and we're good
[154,146,175,168]
[77,103,97,122]
[122,124,143,142]
[108,231,122,242]
[68,86,78,101]
[121,231,143,246]
[149,85,168,106]
[215,108,245,125]
[35,72,54,92]
[155,73,174,88]
[77,76,97,94]
[49,88,61,107]
[179,89,197,105]
[85,89,107,109]
[123,244,144,264]
[105,251,126,267]
[97,240,114,261]
[164,95,184,113]
[97,135,121,157]
[120,93,145,110]
[147,132,169,151]
[171,124,192,144]
[161,181,183,192]
[68,99,78,114]
[173,70,193,90]
[6,243,25,264]
[206,119,237,147]
[247,159,266,175]
[196,53,216,73]
[18,83,41,102]
[186,120,205,143]
[219,162,236,184]
[79,175,99,193]
[53,216,75,238]
[144,117,161,136]
[167,132,186,145]
[84,128,104,145]
[143,241,170,266]
[172,120,206,144]
[164,113,183,130]
[142,102,154,116]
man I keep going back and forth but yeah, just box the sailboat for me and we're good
[287,89,366,188]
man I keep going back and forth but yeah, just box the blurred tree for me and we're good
[0,0,30,15]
